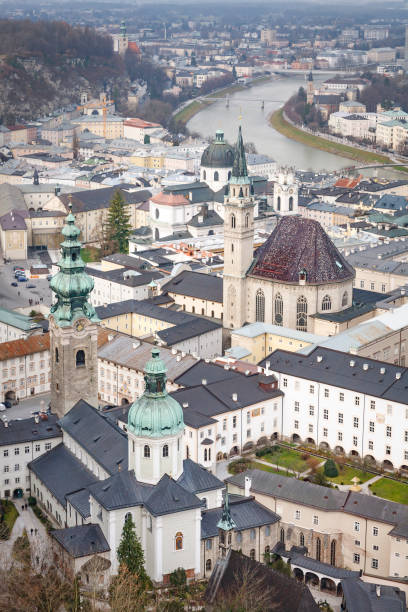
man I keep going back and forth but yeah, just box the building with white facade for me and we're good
[0,334,50,403]
[260,346,408,473]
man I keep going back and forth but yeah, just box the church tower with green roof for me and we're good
[49,201,100,418]
[127,348,185,484]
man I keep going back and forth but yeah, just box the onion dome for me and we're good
[127,348,184,438]
[250,217,355,284]
[49,201,99,327]
[201,130,235,169]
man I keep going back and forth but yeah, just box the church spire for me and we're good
[49,198,99,327]
[217,489,237,532]
[230,125,249,183]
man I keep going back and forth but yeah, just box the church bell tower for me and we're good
[49,200,100,418]
[223,126,255,329]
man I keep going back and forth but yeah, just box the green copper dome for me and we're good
[201,130,235,169]
[49,203,99,327]
[127,348,184,438]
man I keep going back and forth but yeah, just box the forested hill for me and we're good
[0,19,128,124]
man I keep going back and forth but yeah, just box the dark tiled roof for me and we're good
[157,318,221,346]
[341,578,406,612]
[177,458,224,494]
[144,473,202,517]
[205,549,319,611]
[59,401,128,475]
[60,187,151,213]
[88,471,152,510]
[290,554,359,579]
[86,266,163,287]
[201,496,279,539]
[29,443,96,507]
[51,524,110,558]
[162,270,223,302]
[0,414,60,446]
[66,488,91,518]
[174,360,242,387]
[259,346,408,403]
[250,217,355,284]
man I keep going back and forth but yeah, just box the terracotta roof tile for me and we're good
[0,334,50,361]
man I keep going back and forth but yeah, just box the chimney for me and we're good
[202,378,207,385]
[380,367,386,374]
[108,334,114,342]
[182,402,189,408]
[176,355,181,362]
[363,363,369,371]
[317,355,323,363]
[376,586,381,598]
[266,360,270,370]
[34,415,39,424]
[350,360,355,367]
[3,420,8,428]
[232,393,238,402]
[244,476,252,497]
[396,372,401,380]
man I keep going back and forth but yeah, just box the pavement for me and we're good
[2,392,51,421]
[0,258,53,311]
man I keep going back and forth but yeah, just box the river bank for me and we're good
[173,76,271,127]
[269,107,392,166]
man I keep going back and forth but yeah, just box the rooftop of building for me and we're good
[161,270,223,302]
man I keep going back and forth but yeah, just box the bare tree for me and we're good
[212,563,276,612]
[108,565,149,612]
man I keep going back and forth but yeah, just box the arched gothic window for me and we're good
[280,528,285,544]
[186,445,190,459]
[228,170,231,180]
[274,293,283,326]
[204,449,208,461]
[321,295,331,311]
[144,445,150,458]
[316,537,321,562]
[255,289,265,322]
[250,549,256,560]
[203,170,206,181]
[76,350,85,367]
[206,559,212,571]
[228,285,236,324]
[342,291,348,307]
[231,214,236,229]
[231,243,234,253]
[277,196,281,211]
[289,196,294,211]
[245,213,249,228]
[299,532,305,547]
[162,444,169,458]
[265,545,270,555]
[55,347,59,363]
[296,296,308,332]
[330,540,336,566]
[175,532,183,550]
[214,171,219,182]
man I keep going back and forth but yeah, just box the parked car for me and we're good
[4,401,12,409]
[17,276,27,282]
[10,282,18,287]
[0,404,5,412]
[15,271,25,278]
[27,284,36,289]
[13,266,24,271]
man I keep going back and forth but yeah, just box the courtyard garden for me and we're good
[368,478,408,504]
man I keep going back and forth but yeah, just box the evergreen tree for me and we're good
[324,459,339,478]
[117,515,147,581]
[106,190,132,254]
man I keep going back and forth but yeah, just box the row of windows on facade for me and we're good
[292,403,402,434]
[3,476,28,486]
[141,443,177,458]
[275,196,295,211]
[3,442,51,458]
[359,279,387,292]
[255,290,349,324]
[230,213,250,229]
[202,170,231,182]
[1,360,48,377]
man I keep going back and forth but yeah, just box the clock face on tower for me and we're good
[75,321,84,332]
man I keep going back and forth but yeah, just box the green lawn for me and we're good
[323,465,373,485]
[261,447,309,473]
[369,478,408,504]
[80,247,101,263]
[270,108,393,166]
[252,461,294,477]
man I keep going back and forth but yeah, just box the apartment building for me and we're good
[0,414,61,499]
[228,470,408,589]
[86,265,164,308]
[0,335,50,403]
[260,347,408,473]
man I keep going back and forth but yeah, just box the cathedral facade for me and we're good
[223,128,355,332]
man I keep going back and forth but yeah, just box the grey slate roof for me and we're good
[157,317,221,346]
[88,471,152,511]
[59,400,128,475]
[144,473,202,517]
[66,488,91,519]
[86,266,163,288]
[29,443,96,507]
[341,578,406,612]
[162,270,223,302]
[177,458,224,494]
[201,496,279,539]
[174,360,242,387]
[60,187,151,213]
[51,524,110,558]
[290,554,359,579]
[260,346,408,404]
[0,414,61,447]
